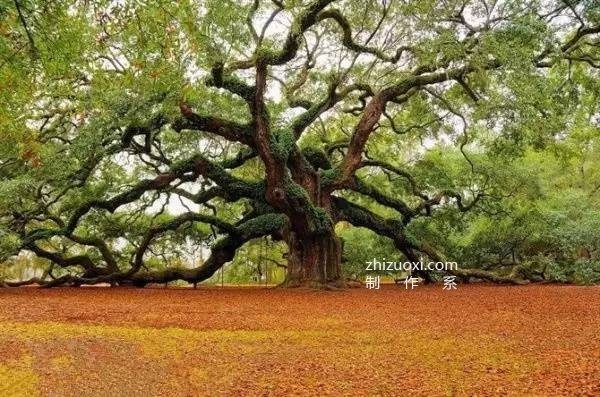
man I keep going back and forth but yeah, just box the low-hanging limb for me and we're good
[1,275,74,288]
[415,241,530,285]
[332,196,414,255]
[128,213,288,285]
[332,196,529,284]
[7,150,271,286]
[3,212,287,288]
[128,211,239,277]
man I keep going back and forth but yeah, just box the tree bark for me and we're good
[281,228,344,288]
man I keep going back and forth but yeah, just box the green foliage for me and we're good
[338,224,399,278]
[1,0,598,286]
[0,228,21,262]
[407,143,600,284]
[270,129,295,161]
[320,168,341,188]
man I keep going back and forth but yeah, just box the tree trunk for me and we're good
[281,229,345,289]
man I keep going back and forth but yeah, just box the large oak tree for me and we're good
[1,0,599,287]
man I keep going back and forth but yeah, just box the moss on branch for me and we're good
[270,129,295,161]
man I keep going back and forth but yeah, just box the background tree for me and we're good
[0,0,598,288]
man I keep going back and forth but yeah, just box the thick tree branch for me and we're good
[173,106,254,146]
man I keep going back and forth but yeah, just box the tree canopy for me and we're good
[1,0,599,288]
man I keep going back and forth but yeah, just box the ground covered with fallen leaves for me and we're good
[0,284,598,396]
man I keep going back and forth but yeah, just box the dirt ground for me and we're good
[0,284,598,396]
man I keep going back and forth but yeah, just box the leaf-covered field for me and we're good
[0,285,598,396]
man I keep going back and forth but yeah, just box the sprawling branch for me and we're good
[316,9,412,63]
[413,190,484,214]
[27,243,101,274]
[347,177,415,222]
[173,106,254,146]
[128,213,287,285]
[359,160,428,200]
[260,0,336,66]
[129,212,239,276]
[332,196,528,284]
[23,153,264,246]
[291,83,373,139]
